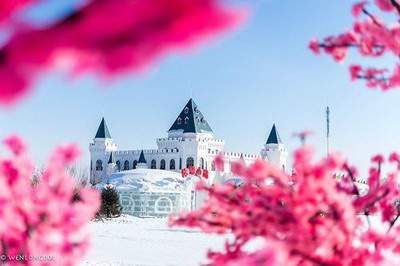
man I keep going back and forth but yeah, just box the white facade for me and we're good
[89,99,288,186]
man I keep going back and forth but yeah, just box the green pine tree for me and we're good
[99,185,122,218]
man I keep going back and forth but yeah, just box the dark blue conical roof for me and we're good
[108,152,115,164]
[266,124,282,144]
[138,150,147,164]
[168,99,213,133]
[95,118,112,139]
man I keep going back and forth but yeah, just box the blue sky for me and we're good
[0,0,399,174]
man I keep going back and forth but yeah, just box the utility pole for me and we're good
[326,106,330,156]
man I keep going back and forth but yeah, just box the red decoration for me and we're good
[181,168,189,177]
[196,168,203,177]
[202,169,209,179]
[189,166,196,175]
[181,167,208,179]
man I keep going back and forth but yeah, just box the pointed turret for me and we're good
[95,118,112,139]
[137,150,148,169]
[108,152,115,164]
[90,117,117,184]
[266,124,282,144]
[138,150,147,164]
[168,98,213,134]
[261,124,288,172]
[106,151,117,177]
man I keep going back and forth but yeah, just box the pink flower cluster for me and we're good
[0,0,35,24]
[0,0,245,106]
[181,167,209,179]
[171,146,400,265]
[309,0,400,91]
[0,135,99,265]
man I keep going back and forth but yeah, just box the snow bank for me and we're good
[81,216,225,266]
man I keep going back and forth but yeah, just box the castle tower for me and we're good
[261,124,288,172]
[89,118,117,185]
[162,98,224,172]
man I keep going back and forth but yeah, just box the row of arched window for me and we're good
[94,157,216,172]
[151,159,175,170]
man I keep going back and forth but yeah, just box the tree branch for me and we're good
[390,0,400,15]
[362,8,382,27]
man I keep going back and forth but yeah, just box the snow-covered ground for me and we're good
[81,215,389,266]
[81,216,226,266]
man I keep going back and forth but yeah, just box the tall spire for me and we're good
[95,117,112,139]
[168,98,213,133]
[266,124,282,144]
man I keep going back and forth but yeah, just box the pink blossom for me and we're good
[0,0,36,25]
[350,65,362,80]
[0,137,99,265]
[308,39,320,54]
[171,147,400,265]
[311,0,400,90]
[51,143,81,166]
[214,153,225,172]
[389,152,400,163]
[372,154,385,164]
[375,0,395,11]
[3,135,26,156]
[230,160,246,177]
[0,0,246,106]
[331,47,348,62]
[352,1,368,17]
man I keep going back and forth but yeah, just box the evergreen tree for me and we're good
[99,185,122,218]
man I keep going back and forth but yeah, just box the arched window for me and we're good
[200,157,205,169]
[133,160,137,169]
[160,159,166,170]
[120,193,135,215]
[186,157,194,168]
[211,161,215,171]
[116,161,121,171]
[90,160,93,171]
[184,117,189,124]
[177,117,182,125]
[155,197,173,214]
[170,159,176,170]
[151,159,157,169]
[96,160,103,171]
[124,160,130,170]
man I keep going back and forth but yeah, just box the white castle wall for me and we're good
[261,143,288,172]
[90,131,287,186]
